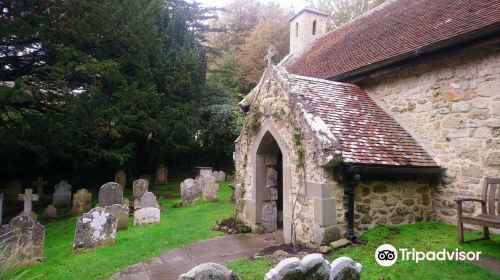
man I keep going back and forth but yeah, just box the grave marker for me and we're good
[72,188,92,215]
[73,208,117,252]
[53,180,72,207]
[98,182,123,207]
[115,170,127,189]
[18,189,39,218]
[140,192,157,208]
[33,177,47,197]
[0,216,45,264]
[156,164,167,184]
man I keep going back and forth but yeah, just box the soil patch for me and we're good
[214,218,252,234]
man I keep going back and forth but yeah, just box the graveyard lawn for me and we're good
[228,222,500,280]
[18,180,235,279]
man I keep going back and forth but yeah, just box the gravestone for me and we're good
[105,204,129,230]
[216,171,226,182]
[156,164,167,184]
[179,263,240,280]
[73,208,117,252]
[0,192,3,225]
[0,216,45,265]
[115,170,127,189]
[5,180,22,201]
[200,176,218,202]
[98,182,123,207]
[180,178,200,206]
[72,188,92,215]
[133,179,149,199]
[196,167,213,178]
[33,177,47,197]
[261,201,278,233]
[329,257,362,280]
[140,192,158,208]
[18,188,39,219]
[134,207,160,226]
[43,205,57,220]
[53,180,72,207]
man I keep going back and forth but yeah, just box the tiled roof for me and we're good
[286,0,500,80]
[290,74,437,167]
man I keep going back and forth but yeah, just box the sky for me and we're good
[196,0,310,11]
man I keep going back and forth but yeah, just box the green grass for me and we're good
[228,222,500,280]
[20,180,235,279]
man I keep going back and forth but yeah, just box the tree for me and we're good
[236,4,291,84]
[0,0,212,182]
[307,0,388,28]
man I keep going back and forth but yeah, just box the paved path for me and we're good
[473,255,500,275]
[110,231,284,280]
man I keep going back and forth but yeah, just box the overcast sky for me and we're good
[196,0,310,11]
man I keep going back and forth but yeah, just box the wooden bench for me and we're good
[456,177,500,244]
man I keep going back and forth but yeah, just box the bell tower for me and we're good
[289,7,328,54]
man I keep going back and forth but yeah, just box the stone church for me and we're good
[234,0,500,245]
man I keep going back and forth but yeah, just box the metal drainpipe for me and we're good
[345,173,361,242]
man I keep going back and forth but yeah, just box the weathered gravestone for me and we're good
[0,216,45,265]
[73,208,117,252]
[43,205,57,220]
[216,171,226,182]
[196,167,213,178]
[53,180,72,207]
[199,176,219,202]
[33,177,48,200]
[329,257,362,280]
[99,182,123,207]
[134,207,160,226]
[133,179,149,199]
[178,263,240,280]
[180,178,200,206]
[264,254,331,280]
[115,170,127,190]
[72,188,92,215]
[140,192,158,208]
[156,164,168,185]
[18,188,39,219]
[105,204,129,230]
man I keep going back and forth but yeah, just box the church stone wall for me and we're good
[352,180,434,231]
[361,44,500,224]
[234,67,341,245]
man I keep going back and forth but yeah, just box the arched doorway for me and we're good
[249,120,291,242]
[255,132,283,232]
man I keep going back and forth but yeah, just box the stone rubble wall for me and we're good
[352,180,434,231]
[361,44,500,223]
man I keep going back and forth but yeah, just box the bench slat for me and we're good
[488,183,497,215]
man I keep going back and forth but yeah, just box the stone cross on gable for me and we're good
[33,177,47,195]
[18,189,39,213]
[264,44,278,66]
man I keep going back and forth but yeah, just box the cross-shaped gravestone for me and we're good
[18,189,39,214]
[33,177,47,196]
[264,44,278,66]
